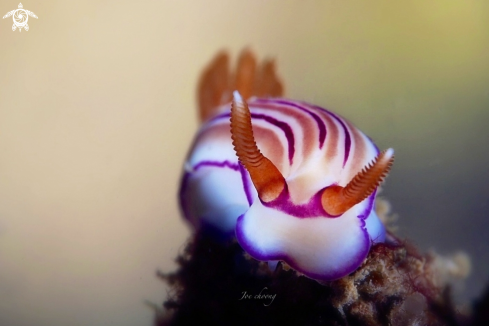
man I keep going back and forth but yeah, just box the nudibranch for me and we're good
[179,50,394,281]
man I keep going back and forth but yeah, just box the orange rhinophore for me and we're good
[230,91,286,203]
[321,149,394,216]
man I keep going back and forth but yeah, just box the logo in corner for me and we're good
[3,3,37,32]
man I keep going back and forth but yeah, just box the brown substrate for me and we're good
[155,230,474,326]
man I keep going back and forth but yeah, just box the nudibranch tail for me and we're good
[230,91,286,202]
[321,148,395,216]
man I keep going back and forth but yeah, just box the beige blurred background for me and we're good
[0,1,488,325]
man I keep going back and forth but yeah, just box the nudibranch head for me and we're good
[230,92,393,281]
[179,50,394,281]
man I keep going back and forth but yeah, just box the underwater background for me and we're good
[0,1,487,325]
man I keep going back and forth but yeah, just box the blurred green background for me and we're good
[0,1,488,325]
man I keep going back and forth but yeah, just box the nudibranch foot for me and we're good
[236,200,371,281]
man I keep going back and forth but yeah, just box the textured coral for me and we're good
[155,228,467,326]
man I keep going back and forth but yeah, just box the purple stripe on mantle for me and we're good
[250,113,295,165]
[333,115,351,167]
[255,98,327,149]
[322,110,351,168]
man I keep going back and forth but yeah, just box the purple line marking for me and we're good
[182,159,252,215]
[333,115,351,167]
[316,107,351,168]
[250,113,295,165]
[239,164,253,206]
[357,190,377,220]
[259,185,334,218]
[193,160,240,171]
[255,99,327,149]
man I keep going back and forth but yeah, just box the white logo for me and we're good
[3,3,37,32]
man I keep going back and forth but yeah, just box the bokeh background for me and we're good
[0,1,488,325]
